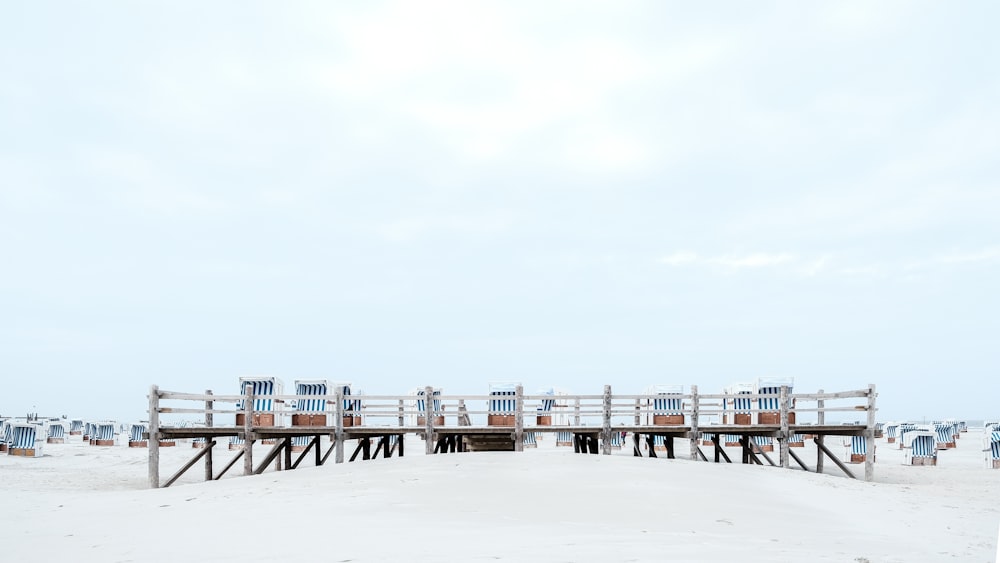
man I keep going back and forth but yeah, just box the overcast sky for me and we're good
[2,2,997,424]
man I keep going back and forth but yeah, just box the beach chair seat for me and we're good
[844,435,870,463]
[128,423,148,448]
[556,430,573,447]
[47,422,66,444]
[649,384,684,425]
[757,377,794,425]
[904,430,937,466]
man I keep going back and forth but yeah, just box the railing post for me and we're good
[574,397,581,426]
[334,388,344,463]
[425,385,436,455]
[148,385,160,489]
[816,389,825,474]
[689,385,700,461]
[243,386,254,476]
[204,389,213,481]
[779,385,790,469]
[398,399,404,427]
[865,384,877,482]
[514,385,524,452]
[601,385,612,455]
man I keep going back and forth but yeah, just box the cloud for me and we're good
[658,251,796,269]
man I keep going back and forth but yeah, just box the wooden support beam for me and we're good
[254,439,289,475]
[787,446,809,471]
[292,436,320,469]
[148,385,160,489]
[334,389,344,464]
[424,385,435,455]
[750,439,777,467]
[712,436,732,463]
[633,432,642,457]
[320,439,336,466]
[163,440,216,488]
[813,438,856,479]
[282,437,292,470]
[215,445,249,480]
[601,385,612,455]
[816,389,825,474]
[865,384,876,482]
[242,386,254,476]
[779,385,790,470]
[689,385,700,461]
[646,434,657,458]
[514,385,524,453]
[204,390,213,481]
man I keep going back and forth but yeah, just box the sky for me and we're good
[1,1,998,424]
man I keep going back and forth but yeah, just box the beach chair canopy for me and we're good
[904,431,936,457]
[757,377,794,410]
[129,423,147,442]
[293,380,344,412]
[725,382,756,413]
[489,382,520,414]
[648,384,684,414]
[238,376,284,411]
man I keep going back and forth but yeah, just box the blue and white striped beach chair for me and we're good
[757,377,794,424]
[9,422,45,457]
[128,423,148,447]
[291,380,334,427]
[874,422,884,438]
[237,377,283,425]
[723,433,742,447]
[414,387,443,426]
[904,430,937,466]
[47,422,66,444]
[0,420,13,452]
[488,382,519,426]
[789,432,805,447]
[68,419,83,435]
[845,435,869,463]
[523,431,537,448]
[556,430,573,447]
[83,422,96,442]
[228,434,245,451]
[649,384,684,425]
[985,431,1000,469]
[752,435,774,452]
[536,387,556,425]
[934,423,956,449]
[725,382,755,425]
[91,422,116,446]
[884,423,899,444]
[897,423,917,449]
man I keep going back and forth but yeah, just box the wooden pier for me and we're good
[147,384,877,488]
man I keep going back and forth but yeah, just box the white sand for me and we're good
[2,431,998,562]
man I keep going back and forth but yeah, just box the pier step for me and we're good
[463,434,515,452]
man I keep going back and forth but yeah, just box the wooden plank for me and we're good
[148,385,160,489]
[865,384,876,482]
[334,388,344,464]
[779,385,790,470]
[425,386,435,455]
[204,390,214,481]
[787,446,809,471]
[816,389,825,474]
[163,440,216,488]
[814,437,856,479]
[514,386,525,453]
[601,385,612,456]
[689,385,700,461]
[214,446,247,480]
[243,386,254,476]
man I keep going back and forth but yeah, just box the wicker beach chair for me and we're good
[904,430,937,466]
[488,382,519,426]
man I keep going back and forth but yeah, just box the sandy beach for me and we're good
[2,428,998,562]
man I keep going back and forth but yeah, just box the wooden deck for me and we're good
[146,384,877,488]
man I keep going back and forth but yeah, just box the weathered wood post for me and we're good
[816,389,825,474]
[574,397,581,426]
[689,385,700,461]
[634,397,642,457]
[398,399,405,427]
[243,385,254,476]
[205,389,213,481]
[148,385,160,489]
[601,385,612,455]
[334,387,345,463]
[425,385,436,455]
[779,385,790,470]
[865,384,876,482]
[514,385,524,453]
